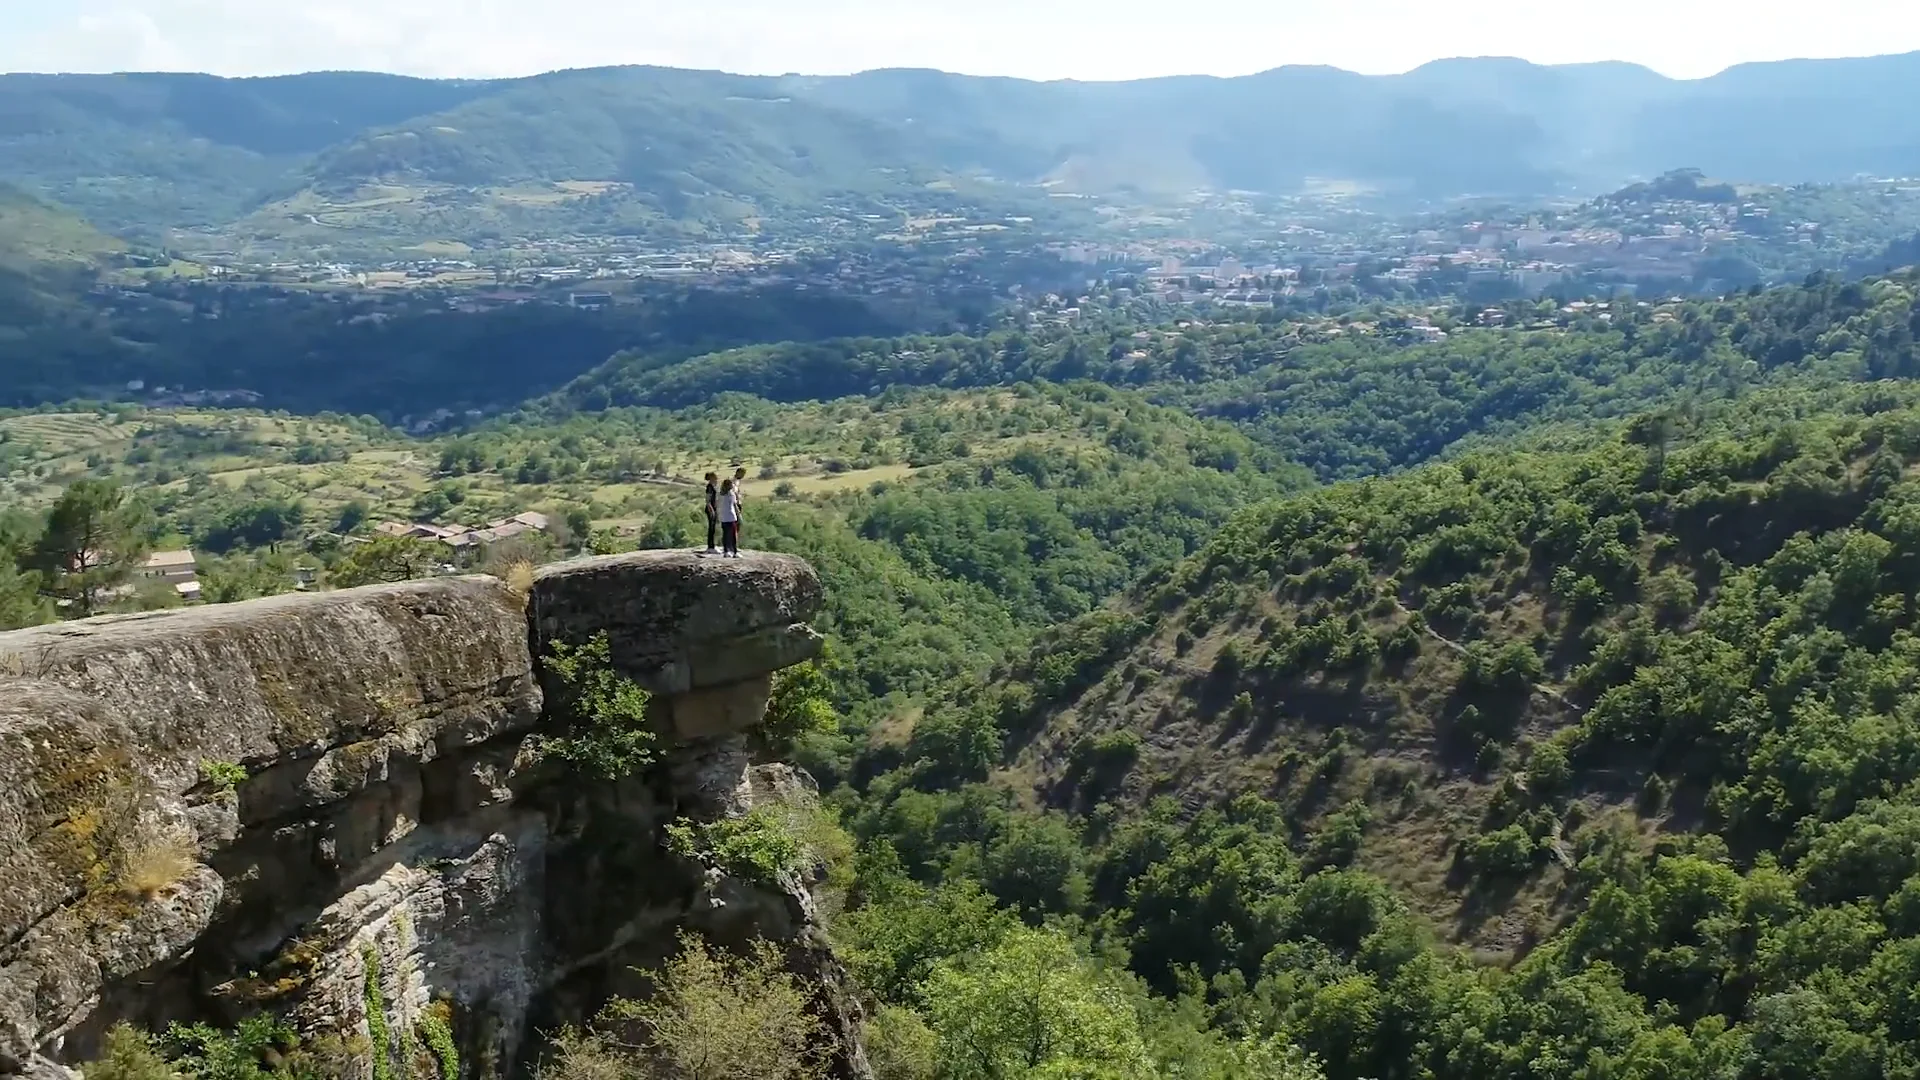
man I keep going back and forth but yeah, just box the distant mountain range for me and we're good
[4,53,1920,241]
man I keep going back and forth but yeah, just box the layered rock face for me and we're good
[0,552,864,1080]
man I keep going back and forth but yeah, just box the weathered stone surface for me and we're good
[688,623,825,694]
[0,578,537,1074]
[530,550,823,695]
[0,553,859,1080]
[664,673,775,740]
[0,578,540,772]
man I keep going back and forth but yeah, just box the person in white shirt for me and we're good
[718,478,742,557]
[732,466,748,548]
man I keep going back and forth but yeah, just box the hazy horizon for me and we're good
[10,50,1920,86]
[3,0,1918,84]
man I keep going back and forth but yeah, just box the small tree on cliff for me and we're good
[760,655,841,756]
[616,933,827,1080]
[538,933,826,1080]
[539,632,655,779]
[30,479,150,618]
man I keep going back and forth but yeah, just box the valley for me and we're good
[9,41,1920,1080]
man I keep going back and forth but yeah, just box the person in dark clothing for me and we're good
[703,472,719,553]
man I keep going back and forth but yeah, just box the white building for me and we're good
[141,550,201,602]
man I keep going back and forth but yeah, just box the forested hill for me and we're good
[558,269,1920,477]
[7,52,1920,233]
[837,381,1920,1078]
[0,183,126,269]
[0,283,915,416]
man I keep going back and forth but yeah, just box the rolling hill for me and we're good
[0,184,129,370]
[983,378,1920,951]
[0,183,126,270]
[5,53,1920,243]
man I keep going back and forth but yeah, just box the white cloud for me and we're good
[1,0,1917,81]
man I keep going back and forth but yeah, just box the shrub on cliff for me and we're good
[666,808,805,883]
[539,933,827,1080]
[81,1016,362,1080]
[759,653,842,765]
[539,632,655,780]
[78,1024,172,1080]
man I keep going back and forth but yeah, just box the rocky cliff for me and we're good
[0,551,867,1080]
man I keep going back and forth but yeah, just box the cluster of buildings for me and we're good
[1072,188,1858,307]
[371,512,553,560]
[80,512,556,611]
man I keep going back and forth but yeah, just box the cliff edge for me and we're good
[0,551,863,1080]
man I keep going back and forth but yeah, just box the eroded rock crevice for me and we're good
[0,551,865,1080]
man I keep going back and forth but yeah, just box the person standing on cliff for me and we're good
[718,477,742,558]
[732,466,749,549]
[703,472,720,554]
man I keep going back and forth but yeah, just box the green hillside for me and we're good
[0,280,916,413]
[558,271,1920,477]
[813,382,1920,1078]
[0,184,125,269]
[0,186,131,385]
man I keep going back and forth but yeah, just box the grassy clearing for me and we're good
[773,463,918,494]
[2,413,132,453]
[408,240,474,257]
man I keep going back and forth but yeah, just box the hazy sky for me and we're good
[2,0,1917,82]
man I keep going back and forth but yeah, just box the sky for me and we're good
[2,0,1918,83]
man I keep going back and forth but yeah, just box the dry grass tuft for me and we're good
[502,560,536,598]
[117,829,197,898]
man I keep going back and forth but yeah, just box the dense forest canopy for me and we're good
[891,381,1920,1079]
[555,269,1920,479]
[0,282,926,416]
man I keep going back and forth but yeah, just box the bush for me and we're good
[1305,801,1372,870]
[1227,691,1255,724]
[535,1027,627,1080]
[1524,734,1575,796]
[81,1024,172,1080]
[667,809,806,883]
[1463,823,1539,879]
[540,633,656,780]
[199,759,248,798]
[866,1005,937,1080]
[117,828,196,898]
[167,1015,305,1080]
[1070,730,1142,789]
[762,659,841,755]
[1382,623,1422,664]
[605,933,827,1080]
